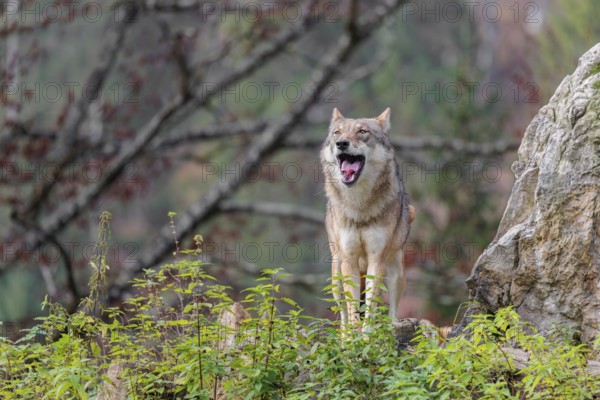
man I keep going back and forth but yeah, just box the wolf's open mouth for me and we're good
[337,153,365,185]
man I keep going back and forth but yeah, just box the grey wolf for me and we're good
[320,108,414,331]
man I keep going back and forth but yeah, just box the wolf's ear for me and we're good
[331,107,344,122]
[376,108,391,132]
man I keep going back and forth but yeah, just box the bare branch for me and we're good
[3,0,20,125]
[0,95,185,273]
[142,0,227,12]
[393,137,520,156]
[39,95,185,241]
[218,200,323,226]
[49,3,138,158]
[143,0,285,14]
[0,3,84,38]
[166,0,322,127]
[10,213,80,306]
[151,120,269,151]
[152,118,519,158]
[0,0,22,147]
[153,16,194,98]
[6,125,56,140]
[283,136,520,156]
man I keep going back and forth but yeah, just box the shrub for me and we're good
[1,214,598,399]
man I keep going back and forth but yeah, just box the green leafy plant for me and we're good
[1,213,598,399]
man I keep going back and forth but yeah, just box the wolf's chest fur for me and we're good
[334,219,396,274]
[325,159,402,226]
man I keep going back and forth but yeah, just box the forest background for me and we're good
[0,0,598,331]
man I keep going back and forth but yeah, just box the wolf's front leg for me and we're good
[363,251,388,329]
[386,251,406,322]
[340,261,361,327]
[363,271,384,326]
[331,259,348,328]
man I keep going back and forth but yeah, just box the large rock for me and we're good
[466,43,600,345]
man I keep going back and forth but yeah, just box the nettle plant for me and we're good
[1,212,599,399]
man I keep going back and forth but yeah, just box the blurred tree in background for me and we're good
[0,0,599,329]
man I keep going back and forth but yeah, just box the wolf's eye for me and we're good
[358,129,368,135]
[334,131,341,135]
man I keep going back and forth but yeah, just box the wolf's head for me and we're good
[320,108,394,187]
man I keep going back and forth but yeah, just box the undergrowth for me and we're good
[1,213,599,399]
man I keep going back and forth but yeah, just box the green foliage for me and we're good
[1,217,599,398]
[393,309,600,400]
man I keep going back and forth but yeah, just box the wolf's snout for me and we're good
[335,140,349,151]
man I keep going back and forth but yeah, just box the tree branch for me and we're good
[10,212,80,306]
[283,136,520,156]
[166,0,321,127]
[38,96,185,244]
[218,200,323,226]
[151,119,519,158]
[0,0,86,38]
[142,0,290,14]
[50,3,138,157]
[0,95,185,272]
[151,120,269,151]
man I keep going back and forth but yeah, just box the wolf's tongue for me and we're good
[341,160,361,179]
